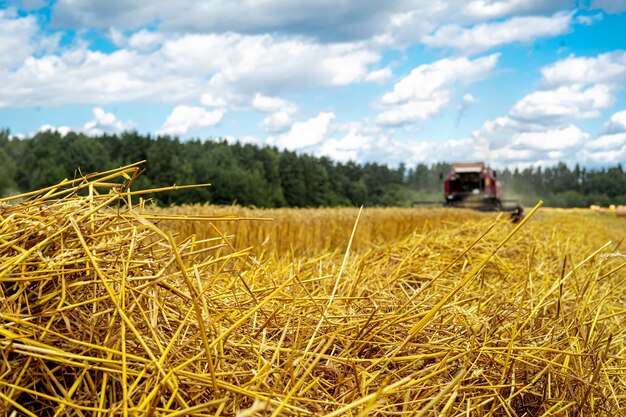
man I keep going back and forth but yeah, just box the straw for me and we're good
[1,165,625,415]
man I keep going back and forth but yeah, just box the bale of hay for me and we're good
[617,205,626,217]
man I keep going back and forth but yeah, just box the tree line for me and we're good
[0,129,625,208]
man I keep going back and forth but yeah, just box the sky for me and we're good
[1,0,626,169]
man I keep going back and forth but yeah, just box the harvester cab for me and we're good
[443,162,501,210]
[420,162,525,221]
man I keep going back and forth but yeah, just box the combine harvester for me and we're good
[419,162,524,221]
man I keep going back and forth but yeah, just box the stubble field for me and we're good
[1,165,625,416]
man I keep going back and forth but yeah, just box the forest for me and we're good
[0,129,625,208]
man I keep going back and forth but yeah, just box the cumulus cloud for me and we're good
[304,121,486,167]
[509,84,614,122]
[38,124,72,136]
[376,54,498,125]
[365,67,393,83]
[267,112,335,151]
[0,9,59,70]
[423,12,573,54]
[580,110,626,164]
[600,110,626,133]
[260,111,295,133]
[586,132,626,151]
[200,93,227,108]
[29,107,135,137]
[575,13,603,26]
[319,129,374,162]
[250,94,299,133]
[377,97,450,126]
[512,125,587,151]
[49,0,583,49]
[468,51,626,166]
[541,51,626,87]
[128,29,165,52]
[51,0,406,41]
[83,107,136,135]
[108,28,164,52]
[469,116,589,168]
[156,105,224,136]
[472,117,587,156]
[471,116,590,166]
[0,32,384,108]
[251,94,298,114]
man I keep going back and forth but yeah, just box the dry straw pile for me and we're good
[1,163,625,416]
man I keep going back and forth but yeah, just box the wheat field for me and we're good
[1,165,625,416]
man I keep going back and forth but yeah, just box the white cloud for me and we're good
[586,132,626,150]
[310,122,487,168]
[38,124,72,136]
[83,107,136,135]
[251,94,299,133]
[466,51,626,167]
[460,93,477,106]
[579,147,626,164]
[51,0,405,42]
[128,29,164,52]
[365,68,393,83]
[512,124,587,151]
[156,105,224,136]
[251,94,297,113]
[541,51,626,87]
[200,93,227,108]
[319,129,374,162]
[223,134,261,146]
[509,84,614,122]
[423,12,573,54]
[575,13,603,26]
[50,0,578,46]
[381,54,498,105]
[377,95,450,125]
[506,52,626,131]
[0,9,59,70]
[470,115,590,166]
[470,114,590,165]
[601,110,626,133]
[26,108,134,137]
[0,32,384,108]
[376,54,498,125]
[109,28,125,47]
[260,111,294,133]
[156,33,382,92]
[267,112,335,150]
[579,110,626,164]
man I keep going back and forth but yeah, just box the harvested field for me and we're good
[1,165,625,416]
[151,204,490,257]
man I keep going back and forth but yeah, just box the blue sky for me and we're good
[1,0,626,168]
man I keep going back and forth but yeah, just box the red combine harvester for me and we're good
[417,162,523,221]
[444,162,501,209]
